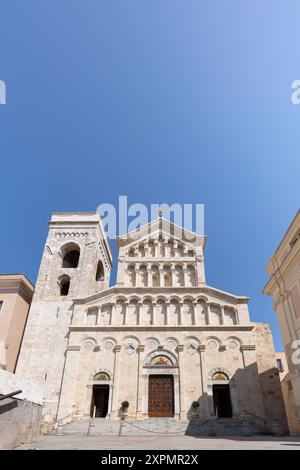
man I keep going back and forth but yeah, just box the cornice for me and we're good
[264,246,300,295]
[69,325,254,332]
[0,274,34,303]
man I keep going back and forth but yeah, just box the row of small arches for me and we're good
[85,298,239,326]
[127,264,196,287]
[127,239,195,258]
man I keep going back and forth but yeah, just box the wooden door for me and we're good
[148,375,174,417]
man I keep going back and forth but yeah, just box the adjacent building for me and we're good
[0,274,34,372]
[264,209,300,432]
[276,351,300,434]
[16,212,288,434]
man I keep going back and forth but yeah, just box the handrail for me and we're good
[0,390,22,401]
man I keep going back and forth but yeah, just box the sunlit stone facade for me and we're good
[16,212,288,433]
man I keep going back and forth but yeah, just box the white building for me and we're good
[16,212,288,434]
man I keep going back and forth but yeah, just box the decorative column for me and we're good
[192,302,197,325]
[171,266,175,287]
[177,345,185,420]
[136,345,145,419]
[178,303,182,326]
[123,302,128,325]
[174,241,179,257]
[165,241,170,257]
[206,302,211,325]
[148,267,153,287]
[220,305,225,325]
[195,250,205,284]
[110,345,122,418]
[159,269,163,287]
[134,268,138,288]
[183,264,188,287]
[234,308,239,325]
[110,303,115,325]
[136,302,141,325]
[165,302,169,326]
[152,302,157,325]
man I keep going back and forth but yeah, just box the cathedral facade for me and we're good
[16,212,288,433]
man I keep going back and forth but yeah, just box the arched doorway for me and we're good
[148,355,175,417]
[143,350,179,418]
[90,372,110,418]
[212,372,232,418]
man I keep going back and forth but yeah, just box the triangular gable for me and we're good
[116,217,206,249]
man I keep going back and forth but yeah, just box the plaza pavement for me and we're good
[16,434,300,450]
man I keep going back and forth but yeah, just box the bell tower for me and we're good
[16,212,112,428]
[34,212,112,300]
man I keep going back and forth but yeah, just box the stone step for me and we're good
[50,417,266,437]
[120,419,190,435]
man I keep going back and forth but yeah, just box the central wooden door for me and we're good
[148,375,174,417]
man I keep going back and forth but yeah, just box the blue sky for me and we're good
[1,1,300,350]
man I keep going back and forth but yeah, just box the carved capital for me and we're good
[114,345,122,353]
[241,345,256,351]
[67,345,81,352]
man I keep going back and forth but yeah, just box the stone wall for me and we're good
[0,369,43,449]
[0,397,42,449]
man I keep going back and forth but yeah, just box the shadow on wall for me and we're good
[0,396,42,449]
[184,362,289,437]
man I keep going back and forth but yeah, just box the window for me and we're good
[61,243,80,268]
[276,358,284,371]
[62,250,80,268]
[96,260,104,281]
[59,276,70,296]
[0,300,3,312]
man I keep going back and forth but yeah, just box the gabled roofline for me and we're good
[117,216,207,249]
